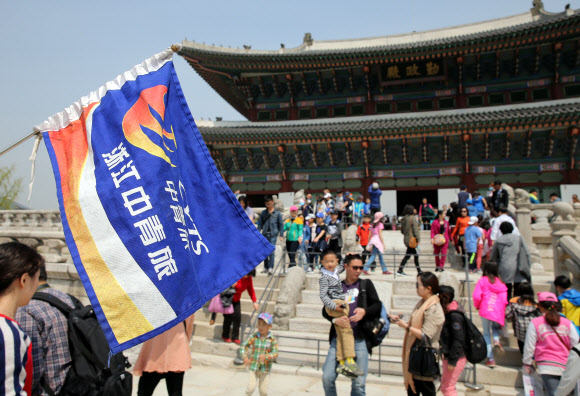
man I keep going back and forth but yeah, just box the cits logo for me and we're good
[122,85,177,167]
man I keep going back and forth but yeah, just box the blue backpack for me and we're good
[359,279,390,347]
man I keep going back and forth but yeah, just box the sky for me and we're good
[0,0,576,210]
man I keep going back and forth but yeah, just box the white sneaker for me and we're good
[268,268,274,275]
[306,267,313,273]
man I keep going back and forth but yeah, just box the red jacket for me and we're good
[233,276,257,303]
[356,223,372,246]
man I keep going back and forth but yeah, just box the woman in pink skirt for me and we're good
[134,315,195,396]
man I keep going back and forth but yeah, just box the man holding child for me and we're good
[321,252,382,396]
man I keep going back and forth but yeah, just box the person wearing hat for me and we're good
[367,182,382,216]
[327,210,344,254]
[241,312,278,396]
[523,292,579,396]
[463,217,482,273]
[324,192,335,213]
[283,206,304,268]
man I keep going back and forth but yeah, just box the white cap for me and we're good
[372,182,379,190]
[468,216,478,225]
[306,214,315,220]
[324,193,332,198]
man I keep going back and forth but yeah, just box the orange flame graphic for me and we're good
[122,85,176,167]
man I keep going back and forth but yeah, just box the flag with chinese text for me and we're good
[34,48,274,353]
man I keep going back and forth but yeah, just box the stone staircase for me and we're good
[190,271,283,353]
[189,229,557,393]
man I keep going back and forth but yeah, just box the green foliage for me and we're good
[0,165,23,209]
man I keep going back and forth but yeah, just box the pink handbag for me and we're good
[208,295,234,314]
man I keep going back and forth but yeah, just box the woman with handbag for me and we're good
[222,270,260,344]
[362,212,391,275]
[391,272,445,396]
[398,205,422,276]
[430,210,451,272]
[523,292,579,396]
[208,285,236,325]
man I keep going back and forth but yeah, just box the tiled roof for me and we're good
[181,9,578,58]
[198,99,580,141]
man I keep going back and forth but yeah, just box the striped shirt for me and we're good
[319,262,345,310]
[0,314,32,396]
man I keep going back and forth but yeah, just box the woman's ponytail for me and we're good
[539,301,561,327]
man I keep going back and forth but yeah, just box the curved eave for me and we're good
[198,99,580,145]
[180,10,580,72]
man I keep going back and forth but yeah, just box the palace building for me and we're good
[180,2,580,211]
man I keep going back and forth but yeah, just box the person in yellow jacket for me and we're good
[284,206,304,268]
[555,275,580,334]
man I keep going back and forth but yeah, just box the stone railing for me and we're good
[0,210,87,302]
[0,210,63,231]
[550,202,580,290]
[530,203,554,230]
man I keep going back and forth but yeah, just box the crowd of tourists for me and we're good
[1,180,579,396]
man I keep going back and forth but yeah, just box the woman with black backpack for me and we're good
[439,286,467,396]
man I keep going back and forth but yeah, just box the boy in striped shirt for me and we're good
[319,249,364,378]
[241,313,278,396]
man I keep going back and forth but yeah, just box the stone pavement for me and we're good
[130,351,410,396]
[130,353,521,396]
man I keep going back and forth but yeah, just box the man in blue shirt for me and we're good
[367,182,382,216]
[464,216,482,273]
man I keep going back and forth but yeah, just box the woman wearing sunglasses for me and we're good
[450,207,470,256]
[391,272,445,396]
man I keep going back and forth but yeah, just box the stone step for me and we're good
[192,307,276,339]
[251,273,285,288]
[296,303,325,319]
[289,317,332,334]
[301,289,322,305]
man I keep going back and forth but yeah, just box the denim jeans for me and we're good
[263,235,278,269]
[480,317,501,359]
[322,338,368,396]
[363,247,387,272]
[541,374,561,396]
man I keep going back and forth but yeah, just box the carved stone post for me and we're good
[551,202,578,278]
[515,188,543,272]
[573,202,580,241]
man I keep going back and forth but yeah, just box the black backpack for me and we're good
[359,279,390,348]
[461,313,487,364]
[32,292,132,396]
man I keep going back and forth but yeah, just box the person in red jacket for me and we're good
[356,214,372,268]
[431,210,452,272]
[222,269,259,344]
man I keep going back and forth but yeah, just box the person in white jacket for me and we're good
[490,207,519,241]
[554,342,580,396]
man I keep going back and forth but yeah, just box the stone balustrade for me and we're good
[530,203,554,230]
[550,202,580,290]
[0,209,87,302]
